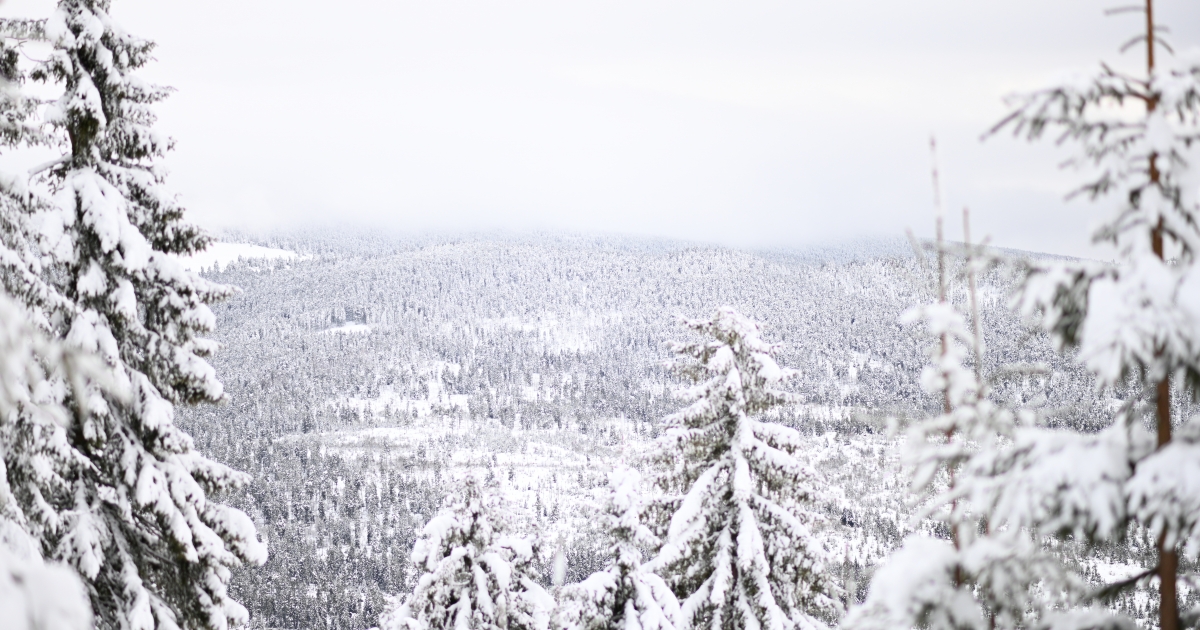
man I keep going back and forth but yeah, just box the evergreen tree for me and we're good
[557,467,678,630]
[0,2,271,629]
[646,306,836,630]
[0,18,102,630]
[994,2,1200,628]
[845,222,1120,630]
[0,16,77,552]
[383,476,553,630]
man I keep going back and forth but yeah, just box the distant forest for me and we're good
[180,233,1150,629]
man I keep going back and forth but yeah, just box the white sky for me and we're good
[5,0,1200,257]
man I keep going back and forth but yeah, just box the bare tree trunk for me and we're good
[929,139,962,591]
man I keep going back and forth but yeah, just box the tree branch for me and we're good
[28,155,66,176]
[1089,566,1158,602]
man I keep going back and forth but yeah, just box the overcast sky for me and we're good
[7,0,1200,257]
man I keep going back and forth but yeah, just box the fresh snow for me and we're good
[175,242,299,272]
[162,233,1194,630]
[323,323,372,335]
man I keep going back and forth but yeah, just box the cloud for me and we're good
[1,0,1196,258]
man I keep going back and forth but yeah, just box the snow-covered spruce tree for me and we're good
[0,16,108,560]
[4,2,269,630]
[845,226,1121,630]
[383,476,553,630]
[0,40,118,609]
[0,19,104,630]
[646,306,836,630]
[557,467,679,630]
[993,2,1200,628]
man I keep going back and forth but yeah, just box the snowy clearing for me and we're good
[322,323,372,335]
[175,242,299,272]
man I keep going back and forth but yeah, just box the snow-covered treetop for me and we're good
[36,0,171,171]
[668,305,794,423]
[0,5,265,630]
[992,49,1200,253]
[996,45,1200,386]
[597,467,657,563]
[410,475,534,572]
[28,0,232,405]
[387,474,551,630]
[648,305,811,501]
[647,306,837,630]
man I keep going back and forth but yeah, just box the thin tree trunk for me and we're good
[929,139,961,589]
[1146,2,1177,628]
[1158,376,1178,630]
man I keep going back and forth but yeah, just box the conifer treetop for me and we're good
[996,41,1200,385]
[669,306,794,423]
[386,476,552,630]
[648,306,836,630]
[32,0,233,405]
[557,467,679,630]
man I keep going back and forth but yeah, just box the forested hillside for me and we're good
[177,234,1150,630]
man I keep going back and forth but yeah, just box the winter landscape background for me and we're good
[177,234,1184,629]
[3,1,1200,630]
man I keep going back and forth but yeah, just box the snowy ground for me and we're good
[175,242,300,272]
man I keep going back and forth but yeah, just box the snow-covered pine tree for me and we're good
[845,218,1119,630]
[0,2,270,629]
[383,476,553,630]
[993,2,1200,628]
[646,306,836,630]
[557,467,678,630]
[0,19,103,630]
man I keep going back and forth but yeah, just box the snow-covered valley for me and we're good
[172,234,1179,629]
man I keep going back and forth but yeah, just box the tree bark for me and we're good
[1146,2,1177,628]
[1157,380,1179,630]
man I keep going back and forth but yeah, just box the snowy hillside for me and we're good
[176,234,1167,630]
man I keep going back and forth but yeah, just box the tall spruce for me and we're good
[4,2,270,629]
[557,467,679,630]
[994,2,1200,629]
[646,306,836,630]
[0,16,103,630]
